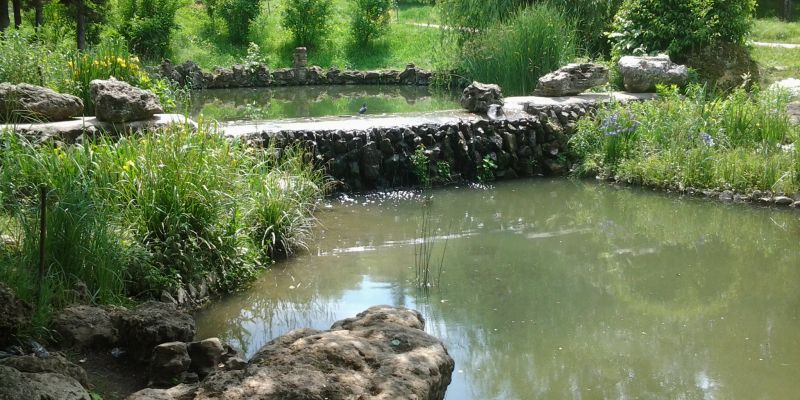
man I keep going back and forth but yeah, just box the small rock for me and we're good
[791,201,800,208]
[187,338,225,378]
[719,190,733,202]
[149,342,191,388]
[90,77,163,123]
[533,63,609,96]
[618,55,688,93]
[460,81,504,114]
[487,104,506,121]
[223,357,247,371]
[774,196,794,206]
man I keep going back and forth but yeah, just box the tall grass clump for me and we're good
[570,85,800,195]
[0,125,326,331]
[459,4,576,95]
[0,27,73,88]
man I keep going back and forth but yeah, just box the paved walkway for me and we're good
[752,41,800,49]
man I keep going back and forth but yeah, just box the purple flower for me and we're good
[700,132,715,147]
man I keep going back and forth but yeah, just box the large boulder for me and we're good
[117,301,196,363]
[0,353,90,388]
[90,77,163,123]
[126,306,455,400]
[685,43,759,92]
[461,81,504,113]
[0,282,32,347]
[533,63,609,96]
[52,305,119,349]
[0,365,91,400]
[0,83,84,122]
[618,55,689,92]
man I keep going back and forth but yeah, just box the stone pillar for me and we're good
[293,47,308,83]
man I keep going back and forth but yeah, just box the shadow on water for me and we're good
[188,85,461,122]
[195,179,800,399]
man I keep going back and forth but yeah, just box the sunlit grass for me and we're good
[752,18,800,43]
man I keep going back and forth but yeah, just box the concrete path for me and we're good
[752,41,800,49]
[0,114,196,141]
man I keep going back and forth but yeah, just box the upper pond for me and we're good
[188,85,461,122]
[195,179,800,399]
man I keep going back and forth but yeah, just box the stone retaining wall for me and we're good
[158,60,434,90]
[242,102,599,191]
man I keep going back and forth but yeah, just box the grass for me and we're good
[751,45,800,85]
[167,0,448,71]
[570,85,800,196]
[0,124,326,335]
[752,17,800,43]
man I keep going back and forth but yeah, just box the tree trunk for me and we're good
[76,0,86,50]
[12,0,20,28]
[0,0,10,32]
[34,0,43,28]
[785,0,794,21]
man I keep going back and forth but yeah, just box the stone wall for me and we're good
[158,60,434,90]
[241,102,599,191]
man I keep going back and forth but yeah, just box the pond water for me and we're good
[195,179,800,399]
[188,85,461,122]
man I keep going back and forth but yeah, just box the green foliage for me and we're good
[410,145,431,187]
[0,125,326,330]
[610,0,757,60]
[460,3,576,95]
[570,85,800,194]
[0,27,73,89]
[477,154,497,182]
[218,0,263,44]
[350,0,393,44]
[282,0,333,47]
[119,0,182,59]
[435,161,451,182]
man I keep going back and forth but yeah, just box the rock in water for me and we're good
[90,78,163,123]
[126,306,455,400]
[0,83,84,122]
[533,63,609,96]
[461,81,504,114]
[618,55,688,93]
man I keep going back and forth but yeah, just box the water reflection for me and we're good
[187,85,461,122]
[195,179,800,399]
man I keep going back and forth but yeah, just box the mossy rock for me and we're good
[685,42,760,92]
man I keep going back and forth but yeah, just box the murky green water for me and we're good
[188,85,460,122]
[195,180,800,399]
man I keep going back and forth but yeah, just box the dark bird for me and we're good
[358,103,367,115]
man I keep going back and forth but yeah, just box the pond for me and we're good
[195,179,800,399]
[188,85,461,122]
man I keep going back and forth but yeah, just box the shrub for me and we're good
[460,3,576,95]
[119,0,182,59]
[610,0,757,60]
[217,0,262,45]
[570,85,800,194]
[351,0,393,45]
[0,27,73,88]
[282,0,333,47]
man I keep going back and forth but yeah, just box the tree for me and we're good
[60,0,108,50]
[351,0,393,44]
[1,0,10,31]
[12,0,21,28]
[282,0,332,47]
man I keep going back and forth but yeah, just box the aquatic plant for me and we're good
[414,197,448,290]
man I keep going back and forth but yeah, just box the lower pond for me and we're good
[195,179,800,399]
[188,85,461,122]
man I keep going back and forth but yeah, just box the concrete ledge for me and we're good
[0,114,196,142]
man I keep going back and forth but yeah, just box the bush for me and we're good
[570,85,800,194]
[351,0,393,45]
[610,0,757,60]
[217,0,262,45]
[0,27,73,89]
[119,0,182,59]
[282,0,333,47]
[460,3,576,95]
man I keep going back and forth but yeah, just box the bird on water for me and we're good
[358,103,367,115]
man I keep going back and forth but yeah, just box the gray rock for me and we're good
[791,201,800,208]
[125,383,199,400]
[533,63,609,96]
[0,353,90,388]
[618,55,688,93]
[770,78,800,98]
[187,338,225,378]
[0,83,84,122]
[223,357,247,371]
[774,196,794,206]
[0,365,91,400]
[461,81,504,113]
[90,77,163,122]
[149,342,192,388]
[117,301,196,363]
[0,283,31,347]
[128,306,454,400]
[52,305,119,349]
[487,104,506,121]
